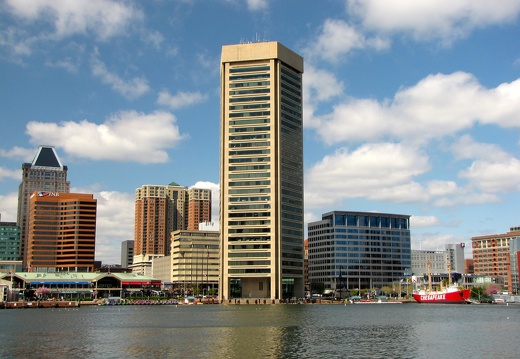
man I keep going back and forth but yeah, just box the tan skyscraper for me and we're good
[220,41,304,300]
[27,192,96,272]
[17,146,70,270]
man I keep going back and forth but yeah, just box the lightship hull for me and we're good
[412,289,471,304]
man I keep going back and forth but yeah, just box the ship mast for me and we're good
[427,259,432,293]
[447,256,452,286]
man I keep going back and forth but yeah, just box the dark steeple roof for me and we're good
[31,146,64,169]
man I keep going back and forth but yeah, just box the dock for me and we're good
[1,300,80,309]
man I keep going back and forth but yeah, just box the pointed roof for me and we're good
[31,146,64,169]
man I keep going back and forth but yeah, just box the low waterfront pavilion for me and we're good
[0,272,161,299]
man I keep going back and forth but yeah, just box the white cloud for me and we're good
[25,110,186,163]
[247,0,269,12]
[450,135,520,194]
[304,19,389,63]
[4,0,142,41]
[91,53,150,99]
[348,0,520,44]
[0,192,19,222]
[460,158,520,193]
[0,168,20,182]
[0,27,36,59]
[411,232,469,251]
[0,146,37,161]
[304,140,505,209]
[305,143,431,209]
[314,72,520,145]
[157,90,208,110]
[93,190,135,264]
[302,65,345,128]
[69,186,134,264]
[451,135,511,162]
[411,215,441,228]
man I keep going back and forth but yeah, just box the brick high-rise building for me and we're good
[17,146,70,269]
[472,227,517,293]
[27,192,96,272]
[132,183,211,275]
[187,188,212,230]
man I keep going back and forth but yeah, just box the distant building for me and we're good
[510,237,520,295]
[198,221,219,231]
[411,250,447,275]
[187,188,212,230]
[308,211,411,292]
[220,41,305,300]
[27,192,96,272]
[445,243,466,273]
[471,227,518,293]
[132,183,211,274]
[465,259,474,274]
[18,146,70,269]
[304,239,309,293]
[0,220,21,262]
[152,229,220,295]
[411,243,466,276]
[120,240,134,268]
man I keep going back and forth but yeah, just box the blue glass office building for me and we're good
[308,211,411,292]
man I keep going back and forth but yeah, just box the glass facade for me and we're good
[0,222,21,261]
[308,211,411,292]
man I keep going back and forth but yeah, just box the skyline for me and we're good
[1,1,520,264]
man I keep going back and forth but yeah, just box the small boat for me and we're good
[412,259,470,304]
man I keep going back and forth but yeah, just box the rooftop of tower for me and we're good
[221,41,303,73]
[26,146,65,170]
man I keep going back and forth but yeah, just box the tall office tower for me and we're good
[187,188,212,230]
[220,41,304,300]
[472,227,517,293]
[308,211,411,293]
[120,240,134,268]
[17,146,70,270]
[27,192,97,272]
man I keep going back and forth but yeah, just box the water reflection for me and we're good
[0,304,518,358]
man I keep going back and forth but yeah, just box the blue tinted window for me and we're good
[335,214,346,226]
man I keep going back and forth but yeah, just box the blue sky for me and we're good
[1,0,520,264]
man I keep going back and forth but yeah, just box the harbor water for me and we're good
[1,303,518,358]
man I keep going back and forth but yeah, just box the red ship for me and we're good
[412,259,471,304]
[413,286,471,303]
